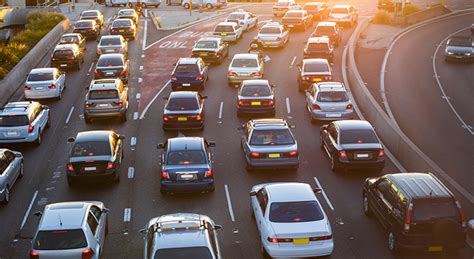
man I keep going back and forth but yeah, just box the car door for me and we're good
[86,211,102,255]
[241,123,252,156]
[254,188,269,234]
[372,178,394,229]
[322,123,337,152]
[90,205,107,248]
[4,151,19,185]
[305,85,315,109]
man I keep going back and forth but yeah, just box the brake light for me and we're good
[309,235,332,241]
[403,202,413,233]
[312,104,321,110]
[455,200,466,228]
[113,101,123,107]
[161,171,170,179]
[276,37,283,41]
[251,72,261,77]
[29,251,39,259]
[213,52,219,56]
[88,29,94,32]
[106,162,115,169]
[194,115,202,121]
[120,69,127,76]
[28,125,34,133]
[378,150,385,157]
[94,70,100,76]
[24,85,31,90]
[196,74,203,80]
[66,164,74,172]
[265,100,274,106]
[170,75,177,80]
[228,71,237,76]
[338,151,347,158]
[288,151,298,157]
[204,170,213,178]
[81,248,95,259]
[48,84,56,89]
[163,115,169,121]
[250,152,260,158]
[267,237,292,243]
[346,104,353,109]
[85,102,92,108]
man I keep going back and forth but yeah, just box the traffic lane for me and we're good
[384,13,474,197]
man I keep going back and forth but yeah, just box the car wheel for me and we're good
[363,193,372,217]
[34,133,41,146]
[57,88,62,100]
[113,171,120,182]
[206,3,212,9]
[67,175,75,186]
[84,115,92,124]
[388,232,400,254]
[77,60,82,70]
[19,162,24,178]
[46,116,51,128]
[183,3,190,9]
[260,238,271,259]
[330,154,341,172]
[319,136,324,149]
[2,185,10,204]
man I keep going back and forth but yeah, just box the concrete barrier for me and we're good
[0,18,70,106]
[393,5,450,26]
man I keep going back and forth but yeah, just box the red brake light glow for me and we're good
[28,125,34,133]
[378,150,385,157]
[204,170,213,178]
[24,85,31,90]
[67,164,74,171]
[228,71,237,76]
[455,200,466,228]
[106,162,114,169]
[346,104,353,109]
[170,75,177,80]
[289,151,298,157]
[250,152,260,158]
[161,171,170,179]
[310,235,332,241]
[196,75,203,80]
[404,202,413,233]
[81,248,95,259]
[312,104,321,110]
[339,151,347,158]
[30,251,39,259]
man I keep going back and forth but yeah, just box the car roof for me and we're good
[54,44,78,51]
[178,57,200,65]
[61,33,81,38]
[98,53,124,59]
[266,183,316,202]
[75,130,113,143]
[39,202,91,230]
[334,120,373,130]
[262,22,282,28]
[169,91,198,99]
[316,82,345,92]
[217,21,237,26]
[76,19,95,24]
[0,101,36,116]
[387,173,453,200]
[168,137,204,151]
[308,37,330,44]
[317,21,337,27]
[233,53,259,59]
[250,118,288,129]
[89,79,120,91]
[29,67,56,74]
[303,58,329,65]
[332,4,351,8]
[242,79,269,86]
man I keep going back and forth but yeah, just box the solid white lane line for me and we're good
[218,101,223,119]
[131,137,137,146]
[140,80,170,119]
[136,93,141,100]
[88,62,95,73]
[133,112,139,120]
[289,56,297,68]
[313,177,334,211]
[142,20,148,51]
[65,106,74,124]
[224,184,236,222]
[128,167,134,179]
[144,9,148,18]
[285,97,291,114]
[138,77,143,83]
[123,208,131,222]
[139,65,143,71]
[21,190,38,230]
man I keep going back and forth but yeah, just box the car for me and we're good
[191,37,229,64]
[141,0,161,8]
[471,23,474,33]
[272,0,301,17]
[30,201,109,259]
[110,18,136,40]
[328,4,358,27]
[296,58,332,92]
[96,35,128,59]
[303,2,330,21]
[51,44,84,70]
[0,149,23,204]
[157,137,215,193]
[0,101,49,145]
[444,36,473,62]
[305,82,354,121]
[282,10,313,30]
[237,80,276,117]
[225,10,258,31]
[303,37,334,62]
[66,130,124,185]
[256,22,289,48]
[162,91,206,130]
[240,118,299,171]
[319,120,385,173]
[171,58,209,90]
[84,79,128,123]
[227,53,264,87]
[25,68,66,100]
[117,9,138,24]
[94,54,130,83]
[58,33,86,52]
[73,19,100,40]
[79,10,104,28]
[141,213,222,259]
[212,22,243,42]
[250,182,334,258]
[362,172,467,254]
[312,22,341,47]
[182,0,226,9]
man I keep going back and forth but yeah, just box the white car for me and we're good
[250,182,334,258]
[24,68,66,100]
[328,4,358,27]
[227,53,264,86]
[225,10,258,31]
[272,0,301,17]
[256,22,289,48]
[212,22,243,42]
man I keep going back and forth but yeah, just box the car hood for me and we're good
[269,219,331,238]
[339,143,382,150]
[446,46,472,54]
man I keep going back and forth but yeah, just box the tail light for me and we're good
[251,72,261,77]
[238,100,248,106]
[81,248,95,259]
[228,71,237,76]
[161,171,170,179]
[250,152,260,158]
[346,104,353,110]
[106,162,115,169]
[455,200,466,228]
[85,102,92,108]
[303,76,310,81]
[67,164,74,172]
[267,237,292,243]
[204,170,213,178]
[378,150,385,157]
[196,75,203,80]
[194,115,202,121]
[113,101,123,107]
[28,125,34,133]
[310,235,332,241]
[265,100,274,106]
[88,29,94,32]
[24,85,31,90]
[120,69,127,75]
[276,37,283,41]
[48,84,56,89]
[403,202,413,233]
[94,70,100,76]
[170,75,177,80]
[213,52,219,56]
[163,115,169,121]
[30,251,39,259]
[288,151,298,157]
[312,104,321,110]
[338,151,347,158]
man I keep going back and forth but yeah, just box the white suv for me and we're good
[328,4,358,27]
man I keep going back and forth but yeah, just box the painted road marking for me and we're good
[313,177,335,210]
[131,137,137,146]
[128,167,134,179]
[88,62,95,74]
[140,80,170,119]
[21,190,38,230]
[123,208,131,222]
[142,20,148,51]
[133,112,139,120]
[136,93,141,100]
[285,97,291,114]
[65,106,74,124]
[218,101,223,119]
[224,184,236,222]
[139,65,143,71]
[290,56,297,68]
[138,77,143,83]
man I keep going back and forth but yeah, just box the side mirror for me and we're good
[14,152,22,157]
[157,143,165,149]
[162,96,168,100]
[41,105,49,110]
[207,141,216,147]
[67,137,75,143]
[270,84,276,88]
[214,224,222,230]
[201,95,208,99]
[119,135,126,140]
[34,211,43,217]
[249,190,256,196]
[313,188,322,194]
[103,208,111,214]
[139,228,147,234]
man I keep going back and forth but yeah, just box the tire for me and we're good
[183,3,190,9]
[46,116,51,128]
[120,111,127,122]
[34,133,41,146]
[113,171,120,182]
[84,115,92,124]
[388,232,400,254]
[330,154,341,173]
[363,193,372,217]
[105,219,109,236]
[319,136,324,149]
[206,3,212,9]
[19,162,24,178]
[67,175,75,186]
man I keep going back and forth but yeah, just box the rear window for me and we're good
[154,247,212,259]
[112,20,132,27]
[231,58,258,68]
[260,27,281,34]
[60,36,79,44]
[269,201,324,223]
[284,12,303,18]
[72,141,112,157]
[119,10,135,16]
[227,13,245,20]
[412,198,459,222]
[75,21,93,28]
[250,129,295,145]
[33,230,87,250]
[175,64,199,74]
[28,72,54,81]
[241,84,271,97]
[97,56,123,67]
[303,62,330,73]
[447,37,471,47]
[0,115,29,127]
[100,38,121,46]
[195,40,217,49]
[317,91,348,102]
[339,129,378,144]
[89,90,119,99]
[81,11,98,18]
[167,150,206,165]
[276,1,290,6]
[166,97,199,111]
[315,25,336,34]
[53,50,74,58]
[307,42,330,51]
[215,25,233,32]
[331,7,349,14]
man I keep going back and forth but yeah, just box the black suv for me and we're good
[51,44,84,70]
[363,172,466,254]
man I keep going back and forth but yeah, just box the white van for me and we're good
[182,0,227,9]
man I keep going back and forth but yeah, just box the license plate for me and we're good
[119,29,125,32]
[98,104,110,107]
[6,131,18,136]
[293,238,309,245]
[179,174,195,180]
[357,154,369,158]
[326,113,341,117]
[84,167,96,171]
[268,153,280,158]
[428,246,443,252]
[313,78,322,82]
[251,101,261,106]
[105,49,114,53]
[265,42,272,45]
[200,53,208,56]
[221,33,227,36]
[182,83,191,86]
[106,72,114,75]
[288,25,294,27]
[178,117,187,121]
[60,64,67,67]
[35,87,44,90]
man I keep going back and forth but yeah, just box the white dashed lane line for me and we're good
[285,97,291,114]
[65,106,74,124]
[218,101,224,120]
[138,77,143,83]
[289,55,297,68]
[313,177,335,211]
[224,184,236,222]
[128,167,134,179]
[131,137,137,147]
[123,208,131,222]
[21,190,38,230]
[136,93,141,100]
[133,112,139,120]
[87,62,95,75]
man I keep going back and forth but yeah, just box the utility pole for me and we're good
[189,0,192,16]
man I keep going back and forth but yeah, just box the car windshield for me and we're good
[166,97,199,111]
[154,247,213,259]
[97,56,123,67]
[75,21,93,28]
[447,37,471,47]
[307,42,330,51]
[260,27,281,34]
[284,12,303,18]
[232,58,258,68]
[339,129,378,144]
[72,141,111,157]
[60,36,78,44]
[53,50,74,58]
[215,25,233,32]
[81,11,97,17]
[28,72,54,81]
[241,84,271,97]
[331,7,349,14]
[250,129,295,145]
[228,13,245,20]
[412,198,459,222]
[0,115,29,127]
[317,91,348,102]
[276,1,290,6]
[89,90,119,99]
[100,38,121,46]
[303,62,330,73]
[195,41,217,48]
[167,150,206,165]
[175,64,199,74]
[269,201,324,223]
[315,26,335,34]
[113,20,132,27]
[119,10,134,16]
[33,230,87,250]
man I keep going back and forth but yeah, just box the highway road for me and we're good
[0,2,472,259]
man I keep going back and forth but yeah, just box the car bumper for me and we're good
[311,110,354,121]
[220,35,238,42]
[51,61,78,69]
[161,179,214,192]
[163,121,204,130]
[444,54,473,62]
[171,80,205,90]
[237,106,275,115]
[397,232,466,252]
[228,75,263,84]
[265,240,334,257]
[95,74,128,82]
[77,32,99,39]
[111,31,135,38]
[192,54,221,63]
[338,157,385,170]
[284,23,304,29]
[84,108,125,118]
[25,90,59,99]
[67,170,116,181]
[247,157,299,169]
[259,40,285,48]
[0,133,38,143]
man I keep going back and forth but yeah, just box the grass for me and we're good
[371,10,394,25]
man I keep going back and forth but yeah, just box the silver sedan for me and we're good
[0,149,23,204]
[227,53,264,87]
[24,68,66,100]
[305,82,354,121]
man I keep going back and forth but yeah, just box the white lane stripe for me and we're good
[65,106,74,124]
[21,190,38,230]
[218,101,223,119]
[289,56,297,68]
[142,20,148,51]
[140,80,170,119]
[128,167,134,178]
[133,112,139,120]
[88,62,95,73]
[313,177,335,211]
[285,97,291,114]
[131,137,137,146]
[123,208,131,222]
[139,65,143,71]
[138,77,143,83]
[144,9,148,18]
[136,93,141,100]
[224,184,236,222]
